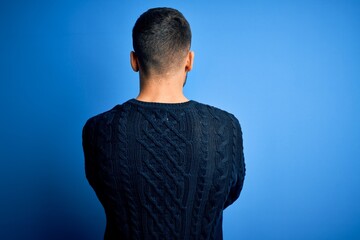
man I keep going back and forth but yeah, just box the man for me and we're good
[82,7,245,240]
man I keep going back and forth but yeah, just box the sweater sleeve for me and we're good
[82,117,98,189]
[224,117,246,209]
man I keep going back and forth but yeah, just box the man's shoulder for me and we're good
[194,101,239,123]
[83,104,124,131]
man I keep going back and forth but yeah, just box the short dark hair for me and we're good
[132,7,192,75]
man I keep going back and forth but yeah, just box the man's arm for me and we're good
[82,117,97,189]
[224,117,246,209]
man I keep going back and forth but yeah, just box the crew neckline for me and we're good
[127,98,195,108]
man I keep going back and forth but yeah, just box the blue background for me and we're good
[1,1,360,239]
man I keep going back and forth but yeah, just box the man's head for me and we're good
[131,7,192,77]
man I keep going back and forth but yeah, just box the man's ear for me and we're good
[130,51,139,72]
[185,51,194,72]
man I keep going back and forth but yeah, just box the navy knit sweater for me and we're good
[82,99,245,240]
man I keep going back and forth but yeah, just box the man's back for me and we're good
[82,99,245,239]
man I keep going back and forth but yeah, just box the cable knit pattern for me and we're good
[190,104,210,239]
[82,99,246,240]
